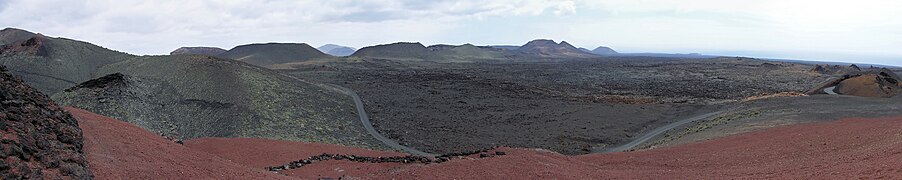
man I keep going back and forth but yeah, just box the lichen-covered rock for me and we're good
[0,66,93,179]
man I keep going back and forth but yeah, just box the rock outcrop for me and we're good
[0,28,37,45]
[0,66,93,179]
[0,36,49,57]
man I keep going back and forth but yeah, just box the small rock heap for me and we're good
[267,148,506,172]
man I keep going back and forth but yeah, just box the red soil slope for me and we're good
[379,117,902,179]
[69,105,902,179]
[67,107,291,179]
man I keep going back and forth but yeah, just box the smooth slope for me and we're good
[0,33,131,94]
[218,43,333,67]
[67,107,292,179]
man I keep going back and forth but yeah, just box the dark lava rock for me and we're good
[0,66,93,179]
[64,73,127,91]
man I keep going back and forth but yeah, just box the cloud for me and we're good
[0,0,898,66]
[0,1,7,13]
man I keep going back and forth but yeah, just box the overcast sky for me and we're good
[1,0,900,66]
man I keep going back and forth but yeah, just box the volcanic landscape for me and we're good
[2,27,902,179]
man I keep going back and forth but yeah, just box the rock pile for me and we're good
[0,66,92,179]
[267,148,505,172]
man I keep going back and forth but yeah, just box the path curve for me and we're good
[324,84,438,157]
[600,109,728,153]
[245,64,437,156]
[824,86,839,95]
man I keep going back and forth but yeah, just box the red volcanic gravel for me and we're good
[184,138,407,179]
[377,116,902,179]
[68,105,902,179]
[67,107,291,179]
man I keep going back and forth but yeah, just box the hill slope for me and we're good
[0,32,132,94]
[218,43,332,67]
[0,29,385,150]
[0,66,92,179]
[68,107,292,179]
[53,55,386,149]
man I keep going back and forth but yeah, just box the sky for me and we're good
[0,0,900,66]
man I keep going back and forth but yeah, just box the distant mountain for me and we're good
[591,46,618,55]
[0,28,37,45]
[218,43,332,67]
[327,47,355,56]
[491,45,520,50]
[809,64,864,75]
[428,44,508,61]
[317,44,356,56]
[351,42,434,60]
[317,44,344,52]
[517,39,598,58]
[170,47,226,56]
[768,58,900,68]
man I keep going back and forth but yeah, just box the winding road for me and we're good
[250,64,437,156]
[324,84,438,157]
[824,86,839,95]
[600,109,728,153]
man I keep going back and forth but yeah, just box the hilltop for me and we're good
[218,43,333,67]
[0,28,37,45]
[590,46,618,55]
[170,46,226,56]
[351,42,434,60]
